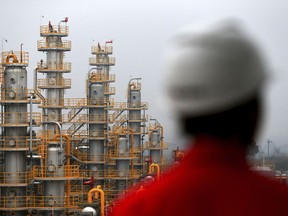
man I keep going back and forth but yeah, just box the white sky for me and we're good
[1,0,288,154]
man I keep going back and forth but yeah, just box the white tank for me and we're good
[82,207,97,216]
[118,136,128,156]
[151,131,160,147]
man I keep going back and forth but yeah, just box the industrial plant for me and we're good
[0,19,170,216]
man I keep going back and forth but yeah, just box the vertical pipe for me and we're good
[33,67,38,90]
[52,134,71,206]
[29,94,33,163]
[43,121,63,152]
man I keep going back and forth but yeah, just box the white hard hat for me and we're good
[165,21,266,117]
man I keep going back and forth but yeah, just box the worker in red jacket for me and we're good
[111,20,288,216]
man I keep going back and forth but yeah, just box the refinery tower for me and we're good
[0,19,168,216]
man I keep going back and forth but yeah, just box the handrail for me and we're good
[37,61,71,72]
[0,112,41,126]
[0,172,28,184]
[37,40,71,50]
[37,78,71,88]
[0,195,80,209]
[89,73,115,83]
[91,45,113,54]
[0,136,41,149]
[1,51,29,66]
[89,57,115,65]
[30,165,80,179]
[39,98,114,107]
[143,141,169,149]
[0,88,42,102]
[40,25,69,35]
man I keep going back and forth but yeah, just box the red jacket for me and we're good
[111,136,288,216]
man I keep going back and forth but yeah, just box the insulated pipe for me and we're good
[122,128,135,177]
[156,125,164,148]
[28,94,33,154]
[148,163,160,180]
[20,43,23,63]
[33,66,38,90]
[141,105,146,173]
[5,53,18,63]
[122,128,134,145]
[88,185,105,216]
[43,121,63,152]
[127,78,141,102]
[106,100,110,142]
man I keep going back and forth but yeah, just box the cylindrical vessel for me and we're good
[151,131,160,148]
[1,57,28,215]
[43,142,65,216]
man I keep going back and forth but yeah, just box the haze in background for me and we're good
[1,0,288,155]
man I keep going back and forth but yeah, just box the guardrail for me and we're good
[0,112,41,126]
[37,78,71,89]
[1,51,29,66]
[89,57,115,65]
[37,40,71,50]
[40,25,69,35]
[37,62,71,72]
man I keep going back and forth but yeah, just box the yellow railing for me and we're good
[0,136,41,149]
[40,25,69,35]
[80,170,106,179]
[60,114,107,123]
[106,169,141,178]
[89,73,116,83]
[0,112,41,126]
[40,97,114,108]
[91,45,113,54]
[143,156,168,165]
[105,86,116,95]
[129,82,142,91]
[37,40,71,50]
[89,57,115,65]
[112,114,148,122]
[35,130,52,140]
[0,195,80,210]
[0,65,3,84]
[1,51,29,66]
[112,126,148,134]
[112,102,148,110]
[149,124,164,131]
[0,172,28,184]
[37,144,47,160]
[62,129,107,139]
[71,149,105,163]
[30,165,81,179]
[37,78,71,88]
[0,88,42,103]
[107,150,141,159]
[37,62,71,72]
[144,141,169,150]
[131,147,143,153]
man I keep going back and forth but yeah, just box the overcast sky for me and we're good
[1,0,288,154]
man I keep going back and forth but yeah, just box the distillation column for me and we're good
[37,20,71,136]
[88,42,115,186]
[115,134,132,191]
[37,20,71,216]
[127,80,147,178]
[0,51,29,215]
[148,120,167,166]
